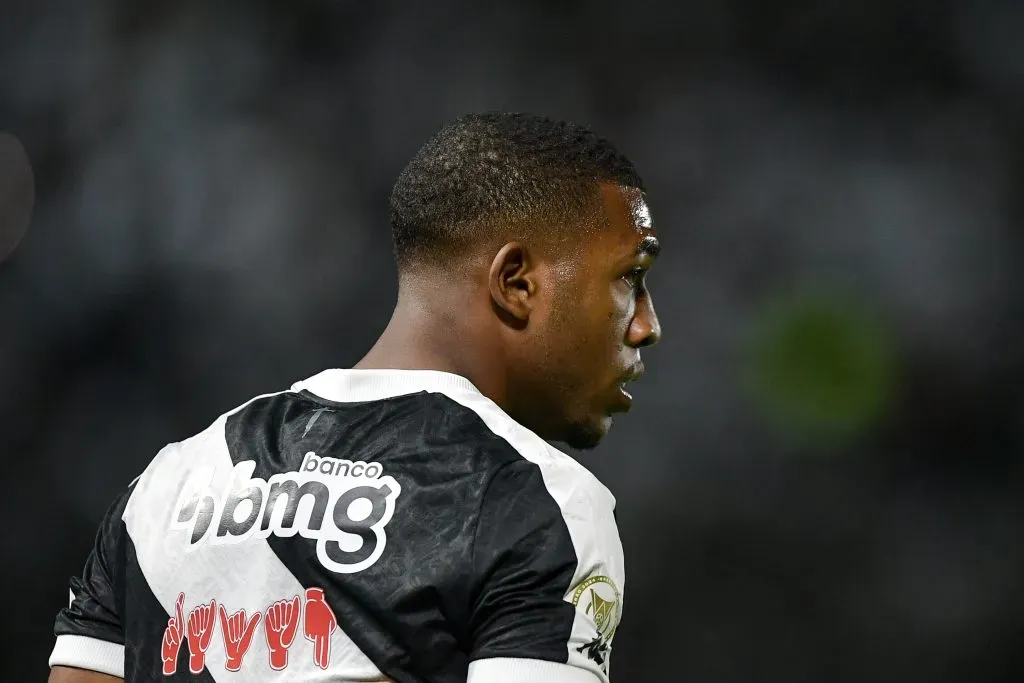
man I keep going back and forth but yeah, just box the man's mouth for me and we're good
[615,362,645,407]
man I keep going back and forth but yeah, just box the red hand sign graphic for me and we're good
[161,589,339,674]
[186,599,217,673]
[218,606,261,672]
[160,593,186,675]
[303,588,337,670]
[264,595,301,671]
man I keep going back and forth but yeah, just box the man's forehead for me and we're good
[596,183,659,261]
[626,191,653,231]
[599,183,655,234]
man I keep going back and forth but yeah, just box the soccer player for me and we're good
[48,112,661,683]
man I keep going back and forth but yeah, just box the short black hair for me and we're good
[389,112,645,270]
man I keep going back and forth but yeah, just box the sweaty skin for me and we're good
[357,181,661,449]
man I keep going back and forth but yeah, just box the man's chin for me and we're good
[560,416,612,451]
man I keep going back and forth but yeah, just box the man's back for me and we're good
[50,369,625,682]
[49,111,661,683]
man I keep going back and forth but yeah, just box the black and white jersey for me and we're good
[50,369,626,683]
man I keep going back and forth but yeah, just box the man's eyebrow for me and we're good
[636,235,661,259]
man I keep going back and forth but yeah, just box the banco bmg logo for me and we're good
[172,452,402,573]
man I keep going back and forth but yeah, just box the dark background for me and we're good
[2,0,1022,681]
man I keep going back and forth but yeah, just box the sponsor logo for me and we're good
[161,588,336,676]
[572,575,621,671]
[172,452,402,573]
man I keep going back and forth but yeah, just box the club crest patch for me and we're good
[572,575,621,671]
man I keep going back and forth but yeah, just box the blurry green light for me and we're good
[745,288,897,441]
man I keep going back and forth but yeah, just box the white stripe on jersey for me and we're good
[123,391,389,683]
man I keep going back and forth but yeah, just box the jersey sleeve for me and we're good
[49,485,134,678]
[466,459,621,683]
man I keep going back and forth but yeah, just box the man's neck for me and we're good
[353,292,509,404]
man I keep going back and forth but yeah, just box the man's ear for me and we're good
[488,241,537,324]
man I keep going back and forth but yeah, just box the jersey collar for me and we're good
[292,368,482,403]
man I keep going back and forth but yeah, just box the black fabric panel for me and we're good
[54,487,130,646]
[223,390,579,683]
[54,482,217,682]
[468,458,578,663]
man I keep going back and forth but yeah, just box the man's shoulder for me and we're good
[134,375,615,523]
[408,381,615,504]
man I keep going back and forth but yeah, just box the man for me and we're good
[48,112,661,683]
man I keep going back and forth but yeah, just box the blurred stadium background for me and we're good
[2,0,1022,681]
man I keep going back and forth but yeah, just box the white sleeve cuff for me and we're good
[49,634,125,678]
[468,657,603,683]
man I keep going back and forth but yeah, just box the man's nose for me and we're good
[628,296,661,348]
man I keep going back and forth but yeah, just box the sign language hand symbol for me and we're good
[303,588,337,670]
[219,606,261,672]
[186,599,217,673]
[160,593,186,675]
[265,595,301,671]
